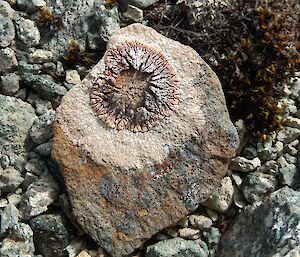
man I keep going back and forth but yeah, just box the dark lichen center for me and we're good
[115,68,151,109]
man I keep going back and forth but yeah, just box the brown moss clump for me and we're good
[145,0,299,137]
[36,7,63,31]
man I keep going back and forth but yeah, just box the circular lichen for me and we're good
[90,41,179,132]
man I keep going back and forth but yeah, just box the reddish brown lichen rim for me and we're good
[90,41,179,132]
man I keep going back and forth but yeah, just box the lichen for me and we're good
[90,41,179,132]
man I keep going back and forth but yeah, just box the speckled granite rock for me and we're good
[53,24,238,256]
[0,95,36,155]
[218,187,300,257]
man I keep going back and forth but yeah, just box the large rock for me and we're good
[0,95,36,155]
[217,187,300,257]
[52,24,238,256]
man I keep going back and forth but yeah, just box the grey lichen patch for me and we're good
[90,41,179,132]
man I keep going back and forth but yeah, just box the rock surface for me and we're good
[30,214,70,257]
[0,95,36,155]
[52,24,238,256]
[145,238,209,257]
[217,187,300,257]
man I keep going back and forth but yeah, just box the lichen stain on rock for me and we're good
[90,41,179,132]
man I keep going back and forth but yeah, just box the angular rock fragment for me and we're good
[53,24,238,256]
[218,187,300,257]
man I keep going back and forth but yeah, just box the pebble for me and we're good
[66,70,81,84]
[33,140,53,156]
[0,198,8,207]
[0,1,16,19]
[18,60,42,75]
[30,214,70,257]
[0,73,21,96]
[189,215,212,230]
[0,15,15,48]
[277,127,300,143]
[0,47,18,73]
[0,203,19,234]
[15,16,40,46]
[29,49,54,63]
[21,172,38,190]
[34,98,53,115]
[24,157,48,175]
[22,73,67,104]
[145,237,209,257]
[29,110,55,145]
[256,160,279,175]
[233,184,247,208]
[178,227,201,240]
[229,156,261,172]
[124,0,160,9]
[19,173,59,220]
[0,167,24,193]
[241,172,278,203]
[123,4,143,22]
[203,177,234,213]
[18,0,46,13]
[0,223,35,256]
[177,216,189,228]
[66,238,87,257]
[203,227,221,245]
[0,154,10,169]
[234,119,249,155]
[77,251,91,257]
[285,117,300,129]
[7,191,22,205]
[241,144,257,159]
[279,163,300,189]
[205,208,218,222]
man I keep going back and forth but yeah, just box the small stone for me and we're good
[33,141,53,156]
[0,48,17,73]
[0,204,19,234]
[14,88,27,101]
[277,156,289,168]
[7,192,22,205]
[277,127,300,143]
[19,173,59,220]
[21,0,46,13]
[145,237,209,257]
[34,98,53,115]
[164,227,178,238]
[285,117,300,129]
[18,60,42,75]
[231,173,243,187]
[203,177,234,213]
[24,158,47,175]
[177,216,189,228]
[29,110,55,145]
[123,5,143,22]
[30,214,70,257]
[0,1,16,19]
[189,215,212,230]
[203,227,220,245]
[22,73,67,104]
[124,0,159,9]
[279,164,300,189]
[29,49,54,63]
[77,251,91,257]
[256,160,279,175]
[66,238,87,257]
[229,157,261,172]
[241,144,257,159]
[0,198,8,207]
[205,209,218,222]
[178,227,200,240]
[284,143,298,156]
[233,184,247,209]
[0,167,24,193]
[15,16,40,46]
[0,15,15,48]
[0,73,21,96]
[0,222,35,256]
[283,153,297,164]
[241,172,278,203]
[0,154,10,169]
[234,119,249,155]
[21,172,38,190]
[66,70,81,84]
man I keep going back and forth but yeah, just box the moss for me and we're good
[145,0,299,137]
